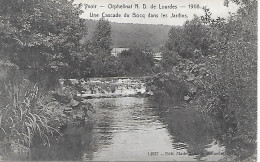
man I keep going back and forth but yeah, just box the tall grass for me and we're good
[0,79,59,152]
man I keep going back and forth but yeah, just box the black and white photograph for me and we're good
[0,0,257,161]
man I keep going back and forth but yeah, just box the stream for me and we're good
[28,97,227,161]
[5,78,230,161]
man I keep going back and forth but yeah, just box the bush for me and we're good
[146,73,188,103]
[150,0,257,160]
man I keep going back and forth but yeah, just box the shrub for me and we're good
[146,73,188,103]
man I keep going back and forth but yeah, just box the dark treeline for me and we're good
[82,19,171,52]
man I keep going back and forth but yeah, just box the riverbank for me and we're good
[3,97,235,161]
[1,76,256,161]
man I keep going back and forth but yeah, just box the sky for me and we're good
[74,0,239,26]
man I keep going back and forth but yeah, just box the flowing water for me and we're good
[27,97,227,161]
[4,78,230,161]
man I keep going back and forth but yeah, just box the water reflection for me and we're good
[147,100,225,161]
[28,122,95,161]
[27,97,227,161]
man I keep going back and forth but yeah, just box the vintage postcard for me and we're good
[0,0,257,161]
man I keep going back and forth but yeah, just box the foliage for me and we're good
[0,0,98,158]
[83,19,121,77]
[163,16,212,60]
[151,17,218,102]
[90,50,122,77]
[118,47,155,76]
[146,73,188,103]
[208,1,257,159]
[149,0,257,160]
[87,18,113,53]
[0,0,86,86]
[0,68,96,157]
[83,20,156,77]
[0,75,59,152]
[62,50,93,79]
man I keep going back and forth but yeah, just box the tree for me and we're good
[0,0,87,88]
[163,16,212,61]
[86,18,119,77]
[90,50,122,77]
[118,47,155,76]
[212,1,257,159]
[89,18,113,54]
[153,0,257,159]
